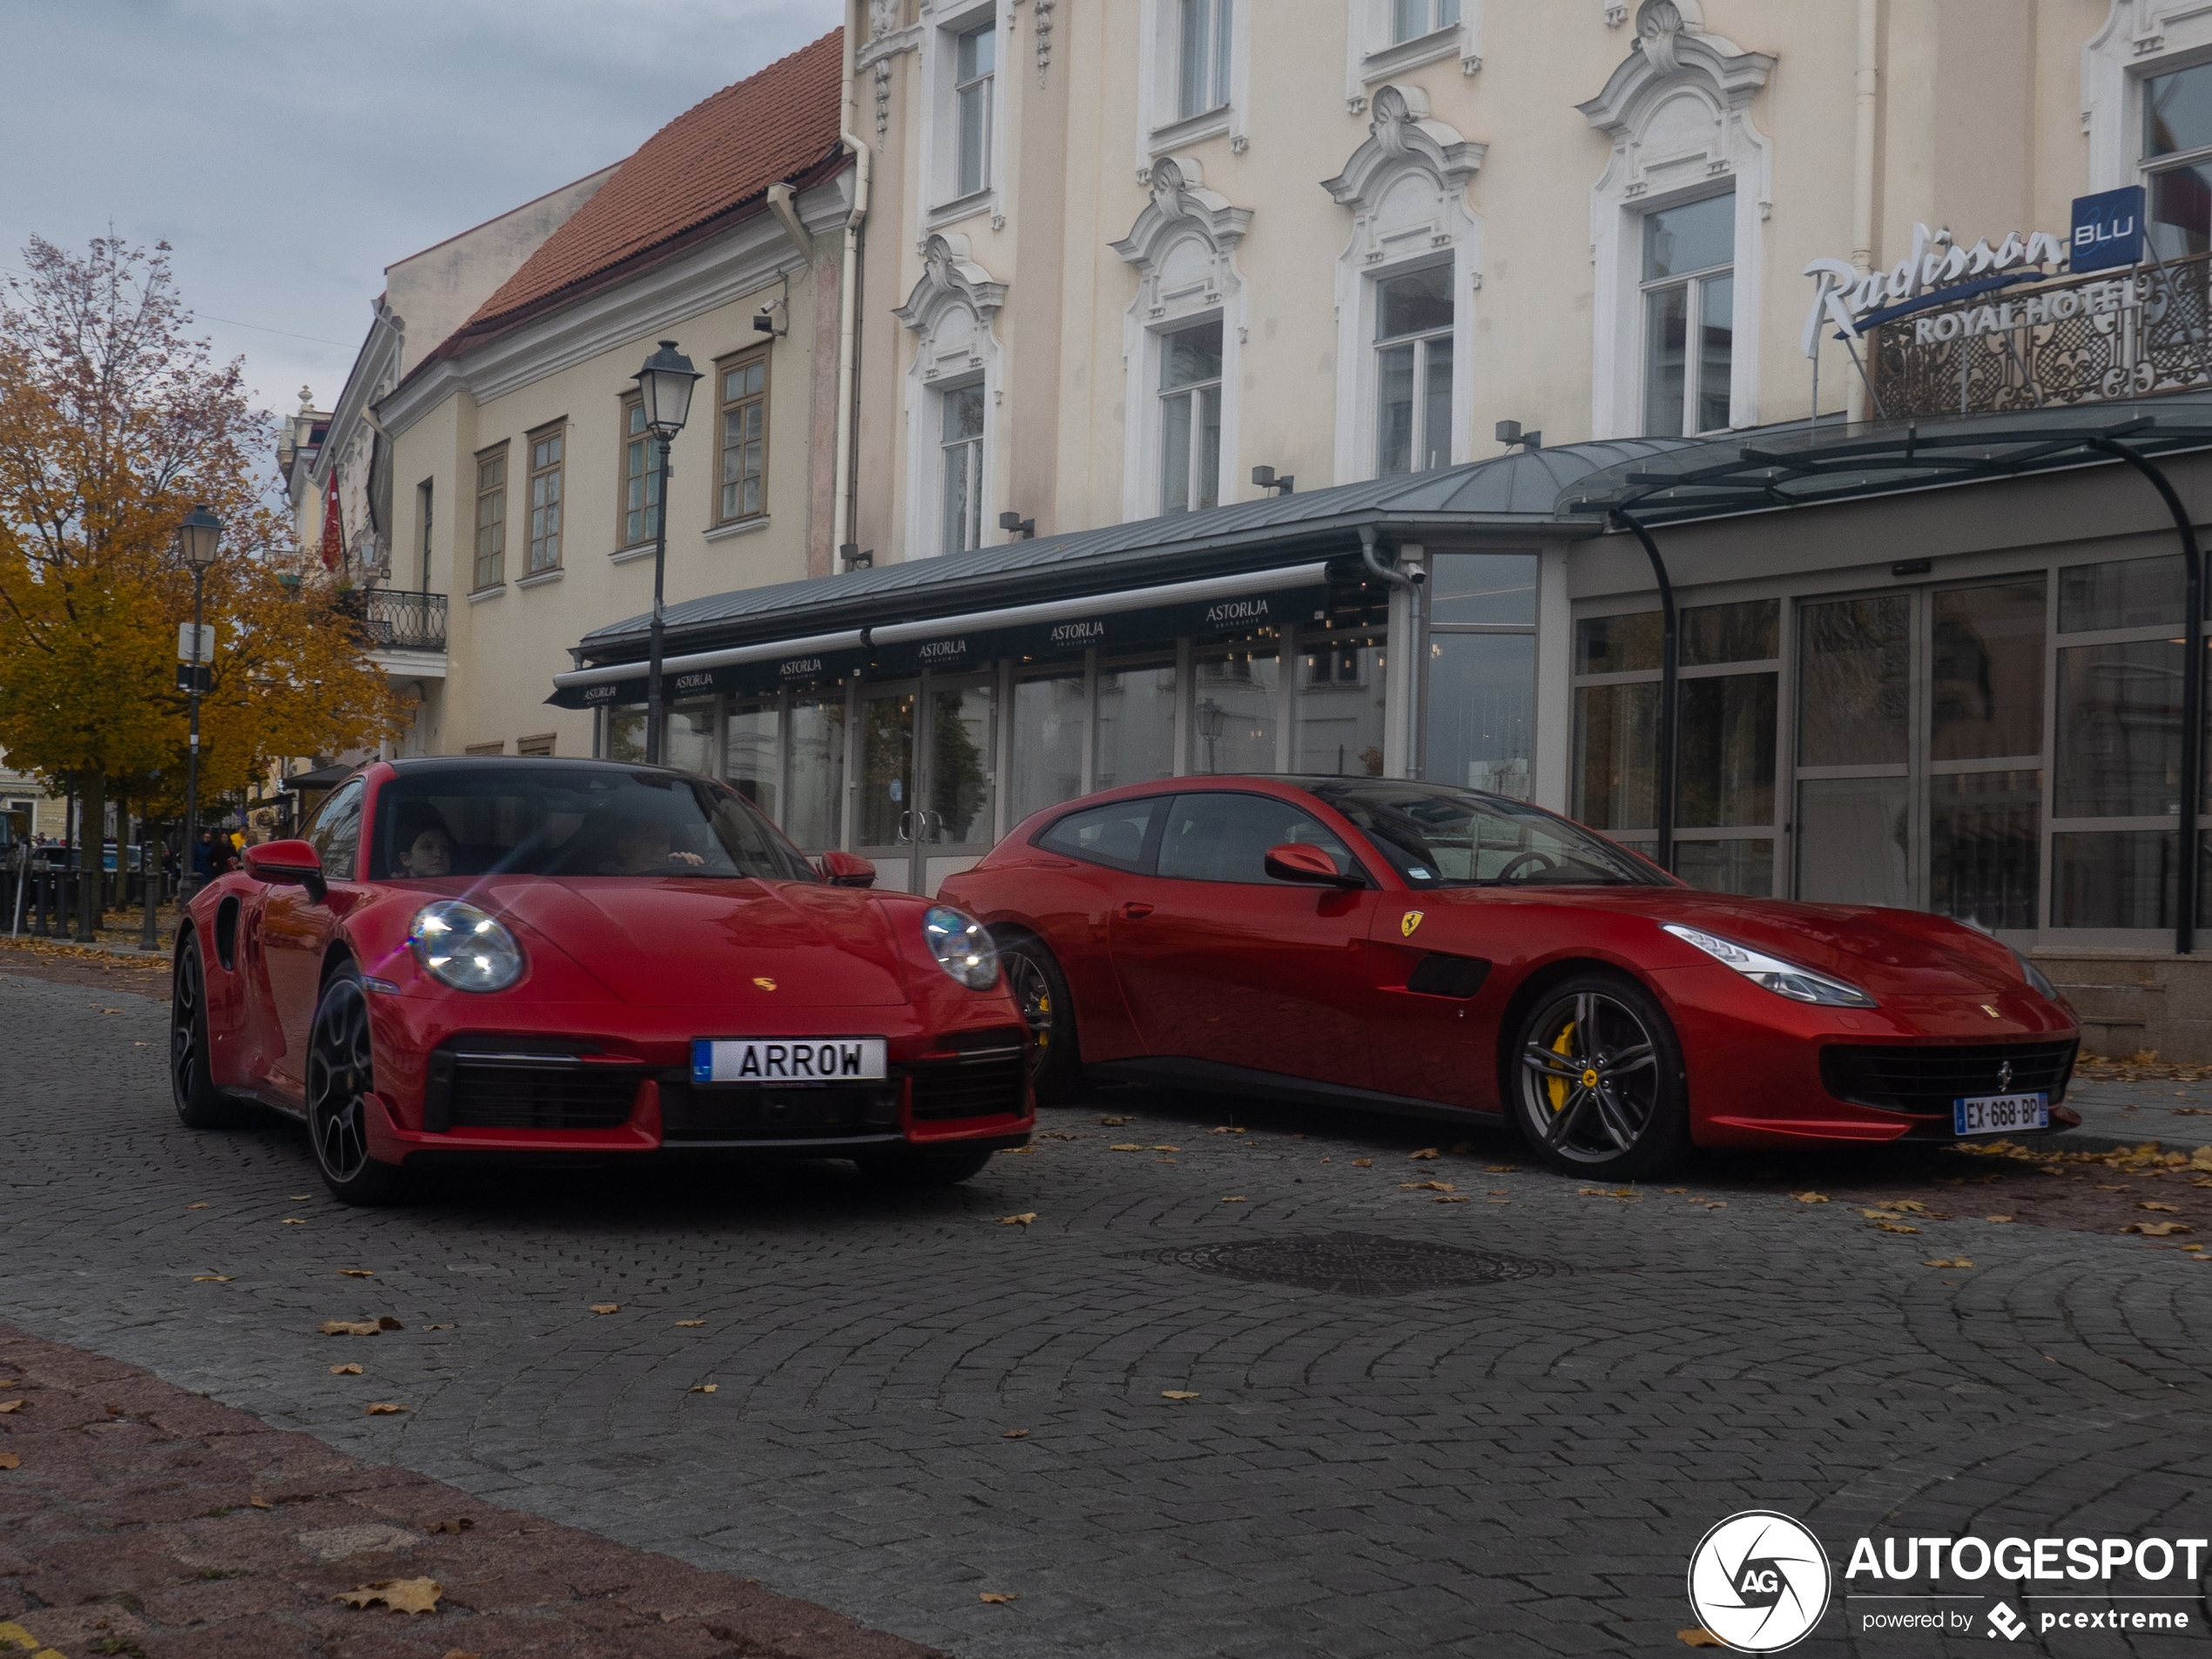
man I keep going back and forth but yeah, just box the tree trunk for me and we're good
[77,772,104,941]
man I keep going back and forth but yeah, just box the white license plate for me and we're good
[1952,1091,2049,1136]
[691,1037,887,1086]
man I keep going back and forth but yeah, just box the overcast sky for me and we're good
[1,0,843,426]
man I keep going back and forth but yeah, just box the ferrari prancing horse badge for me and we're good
[1401,911,1425,937]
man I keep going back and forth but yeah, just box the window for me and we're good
[516,733,556,758]
[1096,661,1177,789]
[1193,649,1278,773]
[1641,194,1735,436]
[463,740,506,756]
[1156,792,1356,884]
[717,352,768,523]
[1391,0,1460,44]
[2144,61,2212,257]
[1425,552,1537,799]
[1010,671,1088,824]
[304,779,365,882]
[471,448,506,590]
[620,396,662,548]
[1159,318,1223,515]
[954,22,995,198]
[1039,796,1157,871]
[525,427,563,573]
[1375,265,1453,475]
[724,699,779,819]
[786,694,846,852]
[1177,0,1232,119]
[416,479,433,591]
[941,381,986,555]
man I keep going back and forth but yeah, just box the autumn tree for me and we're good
[0,236,396,910]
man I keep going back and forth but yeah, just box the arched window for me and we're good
[894,233,1008,556]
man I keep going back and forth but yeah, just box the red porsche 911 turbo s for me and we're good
[937,776,2080,1178]
[170,757,1031,1203]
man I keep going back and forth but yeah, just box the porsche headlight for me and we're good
[2012,947,2059,1001]
[1662,923,1877,1008]
[922,905,999,990]
[409,900,525,993]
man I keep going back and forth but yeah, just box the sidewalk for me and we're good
[0,1323,941,1659]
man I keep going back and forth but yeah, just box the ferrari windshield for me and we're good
[370,766,816,882]
[1302,779,1666,888]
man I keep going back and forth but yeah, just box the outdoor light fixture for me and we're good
[1495,421,1542,451]
[998,511,1035,539]
[631,341,702,765]
[840,543,873,570]
[177,503,222,567]
[1251,465,1295,495]
[175,504,223,898]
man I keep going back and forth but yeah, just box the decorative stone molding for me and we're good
[859,0,921,142]
[1577,1,1770,140]
[2083,2,2212,190]
[1321,84,1486,213]
[894,234,1008,361]
[1111,155,1253,276]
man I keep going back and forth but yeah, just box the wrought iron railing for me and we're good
[1871,253,2212,418]
[338,587,448,654]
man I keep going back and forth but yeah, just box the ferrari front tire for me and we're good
[855,1146,996,1189]
[1509,971,1689,1180]
[1000,934,1082,1104]
[305,963,410,1206]
[171,934,246,1130]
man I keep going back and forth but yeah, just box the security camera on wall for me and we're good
[753,299,788,338]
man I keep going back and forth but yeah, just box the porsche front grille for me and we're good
[1818,1039,2077,1116]
[907,1029,1028,1123]
[425,1046,644,1131]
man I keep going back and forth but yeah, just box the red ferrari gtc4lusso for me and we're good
[171,758,1031,1203]
[937,777,2080,1178]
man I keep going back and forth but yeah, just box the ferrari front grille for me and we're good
[907,1028,1028,1123]
[1818,1039,2077,1116]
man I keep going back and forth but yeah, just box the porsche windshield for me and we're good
[370,767,816,882]
[1302,779,1666,888]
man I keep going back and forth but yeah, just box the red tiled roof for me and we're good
[463,29,845,333]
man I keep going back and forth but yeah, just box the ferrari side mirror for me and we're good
[818,849,877,888]
[245,839,328,904]
[1264,842,1362,889]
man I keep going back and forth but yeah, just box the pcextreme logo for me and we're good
[1687,1512,1832,1652]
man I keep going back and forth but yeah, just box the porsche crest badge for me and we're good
[1401,911,1425,937]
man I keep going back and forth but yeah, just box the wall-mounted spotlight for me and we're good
[1251,465,1295,496]
[998,510,1035,539]
[840,543,873,570]
[1495,420,1541,451]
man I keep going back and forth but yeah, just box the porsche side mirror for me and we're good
[245,839,327,903]
[818,849,877,888]
[1264,842,1361,888]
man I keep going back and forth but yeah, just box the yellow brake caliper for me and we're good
[1547,1021,1576,1115]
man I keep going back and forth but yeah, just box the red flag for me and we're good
[321,472,343,570]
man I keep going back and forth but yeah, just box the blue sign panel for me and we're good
[2071,185,2144,273]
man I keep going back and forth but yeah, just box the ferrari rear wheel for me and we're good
[306,964,409,1206]
[171,934,245,1129]
[855,1146,996,1189]
[1000,934,1082,1104]
[1510,972,1689,1179]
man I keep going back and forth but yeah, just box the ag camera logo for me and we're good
[1688,1511,1832,1652]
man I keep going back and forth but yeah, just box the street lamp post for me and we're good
[631,341,701,765]
[177,505,222,900]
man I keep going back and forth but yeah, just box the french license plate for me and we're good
[1952,1091,2049,1136]
[691,1037,887,1086]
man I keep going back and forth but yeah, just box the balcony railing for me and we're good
[338,587,448,654]
[1871,252,2212,419]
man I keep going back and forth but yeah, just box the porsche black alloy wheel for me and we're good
[171,935,242,1129]
[1001,935,1081,1103]
[306,965,408,1205]
[1511,972,1689,1179]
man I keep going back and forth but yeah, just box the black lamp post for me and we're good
[177,504,221,899]
[631,341,701,765]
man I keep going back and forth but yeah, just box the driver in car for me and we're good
[393,814,455,878]
[605,815,707,874]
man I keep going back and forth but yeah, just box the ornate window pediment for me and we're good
[894,233,1008,384]
[1324,84,1485,214]
[1577,0,1772,197]
[1112,156,1252,314]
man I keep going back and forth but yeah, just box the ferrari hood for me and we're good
[485,877,910,1008]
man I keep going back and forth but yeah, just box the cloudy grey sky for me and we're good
[1,0,843,421]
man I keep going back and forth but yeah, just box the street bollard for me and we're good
[140,836,158,953]
[74,862,96,944]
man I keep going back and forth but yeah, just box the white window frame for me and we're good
[937,376,988,555]
[1157,316,1225,514]
[1635,193,1736,438]
[896,235,1008,557]
[1372,264,1455,475]
[919,1,1006,222]
[2084,3,2212,194]
[1137,0,1251,161]
[1345,0,1479,111]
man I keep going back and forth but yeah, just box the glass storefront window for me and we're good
[1800,596,1910,766]
[1676,840,1772,897]
[1428,554,1535,625]
[1931,769,2040,932]
[1575,611,1662,675]
[1681,598,1777,667]
[2055,639,2182,817]
[1573,681,1657,832]
[927,682,995,846]
[605,705,647,765]
[1676,672,1776,827]
[664,701,717,779]
[1096,662,1177,791]
[1192,650,1278,774]
[1009,672,1087,825]
[2053,829,2176,929]
[2060,554,2185,632]
[1429,633,1533,797]
[1931,579,2045,763]
[724,700,779,819]
[785,695,846,852]
[860,691,915,847]
[1797,776,1911,907]
[1297,636,1386,777]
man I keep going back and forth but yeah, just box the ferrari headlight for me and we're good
[409,900,525,993]
[1662,923,1877,1008]
[922,905,999,991]
[2012,947,2059,1001]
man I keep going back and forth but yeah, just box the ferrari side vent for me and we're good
[1818,1040,2077,1116]
[907,1028,1028,1122]
[1406,953,1491,999]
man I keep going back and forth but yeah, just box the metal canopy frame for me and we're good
[1556,397,2212,954]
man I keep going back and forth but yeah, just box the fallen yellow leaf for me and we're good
[1792,1191,1829,1204]
[1160,1390,1200,1400]
[288,1195,311,1202]
[1211,1126,1244,1135]
[1152,1144,1180,1152]
[589,1304,620,1315]
[999,1212,1038,1225]
[1,1400,28,1413]
[1400,1181,1456,1192]
[249,1495,273,1509]
[2128,1221,2193,1236]
[689,1383,718,1393]
[281,1218,306,1225]
[1924,1258,1975,1269]
[979,1591,1019,1604]
[365,1402,407,1415]
[339,1269,375,1278]
[1678,1631,1725,1649]
[1433,1195,1471,1204]
[1986,1215,2014,1224]
[187,1202,209,1210]
[334,1576,442,1615]
[2141,1201,2181,1212]
[0,1452,17,1470]
[1001,1428,1029,1439]
[1221,1196,1247,1204]
[1100,1116,1130,1125]
[1109,1143,1144,1152]
[192,1275,234,1283]
[1352,1158,1372,1167]
[1874,1221,1921,1234]
[1484,1165,1516,1173]
[674,1319,705,1328]
[329,1364,362,1375]
[1408,1147,1440,1160]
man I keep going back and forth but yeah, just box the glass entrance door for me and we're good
[918,675,996,895]
[856,686,917,892]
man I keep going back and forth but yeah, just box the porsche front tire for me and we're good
[171,934,246,1130]
[1509,971,1689,1180]
[855,1147,996,1189]
[306,963,410,1206]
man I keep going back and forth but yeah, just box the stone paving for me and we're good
[6,966,2212,1656]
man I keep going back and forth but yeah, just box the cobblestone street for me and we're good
[7,962,2212,1656]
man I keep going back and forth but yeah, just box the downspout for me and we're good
[1361,524,1428,780]
[833,6,873,566]
[1610,510,1679,878]
[1851,0,1879,422]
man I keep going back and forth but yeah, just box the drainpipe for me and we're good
[1611,509,1680,878]
[2088,437,2203,955]
[1361,525,1428,780]
[833,7,873,567]
[1848,0,1879,424]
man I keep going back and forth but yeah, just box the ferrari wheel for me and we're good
[306,964,408,1206]
[1510,973,1689,1179]
[855,1146,996,1189]
[171,934,245,1129]
[1000,934,1081,1103]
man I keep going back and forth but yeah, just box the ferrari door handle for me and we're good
[1118,900,1155,920]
